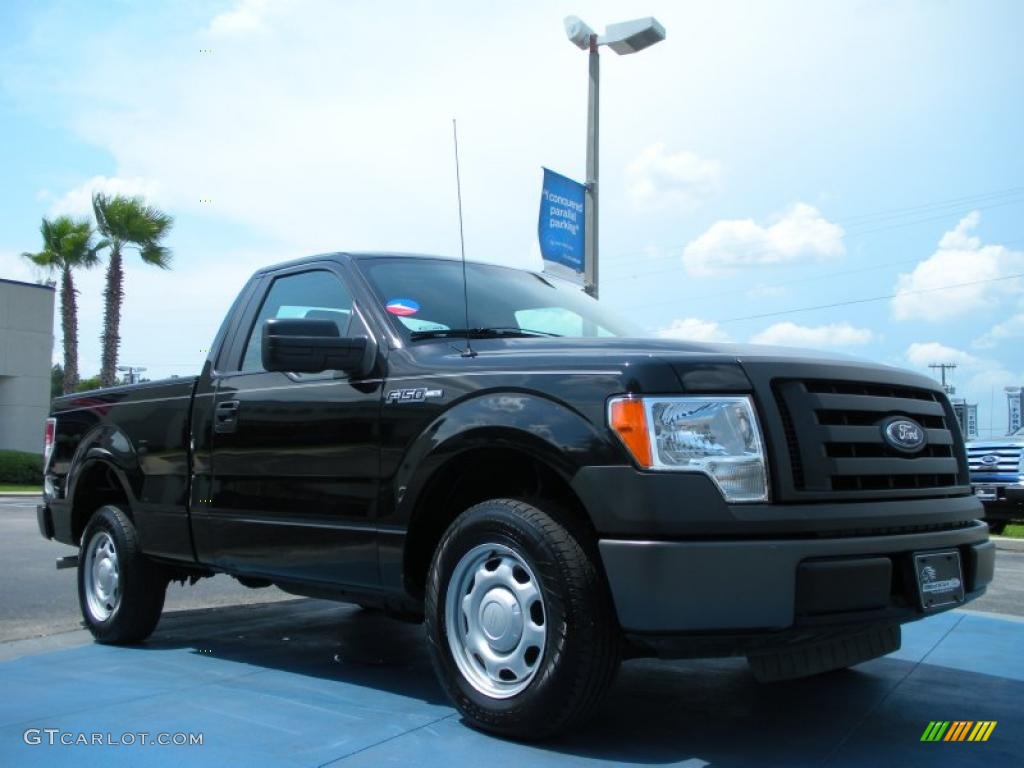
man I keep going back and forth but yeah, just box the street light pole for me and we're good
[584,34,600,299]
[564,16,665,302]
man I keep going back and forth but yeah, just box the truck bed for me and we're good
[48,376,199,557]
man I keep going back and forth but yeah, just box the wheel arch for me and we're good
[401,435,602,600]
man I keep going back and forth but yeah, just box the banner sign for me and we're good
[538,168,586,283]
[1008,388,1022,434]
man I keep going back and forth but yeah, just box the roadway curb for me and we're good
[0,492,41,497]
[992,535,1024,552]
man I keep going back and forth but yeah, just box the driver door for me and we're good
[192,265,382,587]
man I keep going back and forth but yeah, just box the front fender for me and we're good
[394,391,620,522]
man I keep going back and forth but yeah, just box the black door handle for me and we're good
[214,400,240,433]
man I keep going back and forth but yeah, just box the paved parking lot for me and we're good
[1,598,1022,766]
[2,494,1022,766]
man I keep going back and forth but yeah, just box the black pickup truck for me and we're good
[39,252,994,738]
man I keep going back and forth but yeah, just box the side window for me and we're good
[240,270,354,373]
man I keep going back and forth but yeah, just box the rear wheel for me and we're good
[77,505,167,644]
[425,498,620,740]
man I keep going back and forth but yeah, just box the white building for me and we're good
[0,278,55,453]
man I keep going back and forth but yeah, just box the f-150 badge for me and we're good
[386,387,444,403]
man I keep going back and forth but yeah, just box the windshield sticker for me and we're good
[386,298,420,316]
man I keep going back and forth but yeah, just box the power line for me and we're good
[602,186,1024,273]
[616,236,1024,311]
[712,272,1024,324]
[840,197,1023,238]
[837,185,1024,225]
[606,196,1024,278]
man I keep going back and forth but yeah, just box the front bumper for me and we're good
[972,483,1024,516]
[599,520,993,635]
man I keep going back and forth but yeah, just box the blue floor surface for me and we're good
[0,602,1020,767]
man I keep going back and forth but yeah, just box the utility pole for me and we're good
[928,363,957,395]
[117,365,147,385]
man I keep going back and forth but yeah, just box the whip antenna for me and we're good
[452,118,475,357]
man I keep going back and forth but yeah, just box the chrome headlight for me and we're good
[609,395,769,502]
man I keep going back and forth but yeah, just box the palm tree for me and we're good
[22,216,103,394]
[92,193,173,387]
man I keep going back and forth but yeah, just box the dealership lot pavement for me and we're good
[0,496,294,642]
[1,602,1021,767]
[2,495,1022,766]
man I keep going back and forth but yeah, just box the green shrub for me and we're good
[0,450,43,485]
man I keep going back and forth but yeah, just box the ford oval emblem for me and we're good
[882,417,927,453]
[980,454,999,466]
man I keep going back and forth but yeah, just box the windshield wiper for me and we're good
[410,327,562,340]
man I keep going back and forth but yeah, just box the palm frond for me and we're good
[22,250,56,269]
[92,192,111,237]
[140,243,172,269]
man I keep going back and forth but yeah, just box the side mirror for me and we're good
[261,318,373,376]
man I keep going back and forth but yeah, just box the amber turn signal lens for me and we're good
[609,398,653,468]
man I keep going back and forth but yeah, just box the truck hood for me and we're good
[472,336,868,364]
[471,337,899,373]
[967,435,1024,448]
[451,337,938,393]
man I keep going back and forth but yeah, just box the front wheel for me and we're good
[78,504,167,644]
[425,498,620,740]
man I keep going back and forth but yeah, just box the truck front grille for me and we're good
[967,444,1023,475]
[773,379,967,500]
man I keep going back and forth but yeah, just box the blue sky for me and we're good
[0,0,1021,435]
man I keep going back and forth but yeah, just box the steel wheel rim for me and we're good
[445,542,547,699]
[84,531,120,622]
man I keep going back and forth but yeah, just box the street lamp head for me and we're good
[600,17,666,55]
[564,15,595,50]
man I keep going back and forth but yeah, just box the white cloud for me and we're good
[682,203,844,276]
[657,317,731,343]
[206,0,272,37]
[751,321,873,348]
[906,341,982,368]
[50,176,161,217]
[626,143,720,211]
[891,212,1024,321]
[48,2,605,267]
[972,312,1024,349]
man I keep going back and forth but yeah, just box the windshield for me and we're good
[356,257,642,339]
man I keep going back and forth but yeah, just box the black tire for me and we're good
[987,520,1008,535]
[77,504,167,644]
[425,498,620,740]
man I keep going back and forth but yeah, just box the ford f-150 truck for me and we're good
[38,252,995,739]
[967,427,1024,534]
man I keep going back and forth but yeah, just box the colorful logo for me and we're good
[385,298,420,316]
[920,721,997,742]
